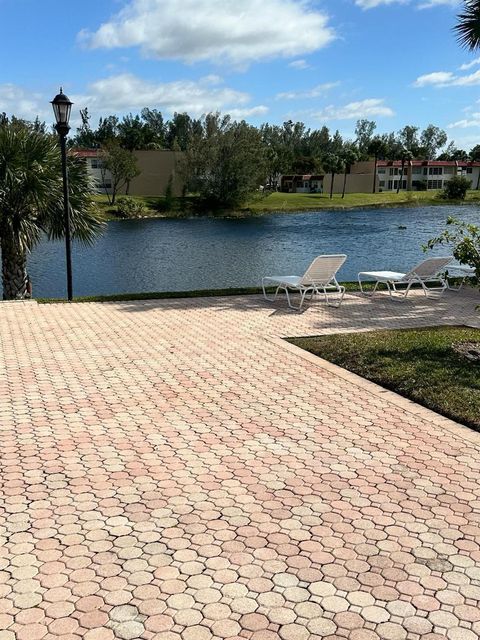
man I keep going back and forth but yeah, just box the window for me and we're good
[466,167,473,174]
[388,180,393,190]
[389,168,394,176]
[91,158,103,169]
[428,167,442,175]
[427,180,442,189]
[379,180,385,187]
[423,168,428,175]
[412,167,422,175]
[443,166,454,175]
[101,181,112,189]
[378,168,386,174]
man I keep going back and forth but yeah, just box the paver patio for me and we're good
[0,288,480,640]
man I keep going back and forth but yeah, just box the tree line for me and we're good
[70,109,480,208]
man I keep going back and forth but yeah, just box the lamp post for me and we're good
[51,88,74,301]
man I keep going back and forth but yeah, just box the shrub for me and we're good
[116,196,147,218]
[442,176,471,200]
[426,216,480,286]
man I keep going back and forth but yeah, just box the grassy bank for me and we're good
[290,326,480,431]
[94,190,480,221]
[36,281,378,304]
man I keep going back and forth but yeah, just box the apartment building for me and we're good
[377,160,480,192]
[74,149,185,196]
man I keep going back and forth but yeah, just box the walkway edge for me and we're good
[266,334,480,446]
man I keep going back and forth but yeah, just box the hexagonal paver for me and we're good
[1,290,480,640]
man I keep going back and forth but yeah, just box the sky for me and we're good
[0,0,479,149]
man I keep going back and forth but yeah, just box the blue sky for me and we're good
[0,0,479,149]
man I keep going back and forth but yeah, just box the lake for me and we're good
[28,205,480,298]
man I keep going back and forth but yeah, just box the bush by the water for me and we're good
[442,176,471,200]
[116,196,147,218]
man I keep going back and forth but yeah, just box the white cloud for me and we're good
[288,59,310,70]
[79,0,335,66]
[275,82,339,100]
[414,69,480,87]
[312,98,394,120]
[414,71,455,87]
[228,105,269,119]
[355,0,458,8]
[460,58,480,71]
[0,84,47,121]
[448,113,480,128]
[0,75,267,126]
[74,73,263,118]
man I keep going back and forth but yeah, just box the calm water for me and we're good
[28,206,480,298]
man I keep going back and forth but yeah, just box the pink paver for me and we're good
[0,289,479,640]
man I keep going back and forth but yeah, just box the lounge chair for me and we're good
[262,254,347,310]
[358,256,453,300]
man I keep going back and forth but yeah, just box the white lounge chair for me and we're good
[358,256,453,300]
[262,254,347,311]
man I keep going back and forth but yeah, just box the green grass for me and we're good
[93,190,480,220]
[245,190,480,213]
[289,326,480,431]
[36,281,381,304]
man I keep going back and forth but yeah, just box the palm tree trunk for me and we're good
[397,160,405,194]
[342,170,347,198]
[1,233,28,300]
[330,172,335,199]
[372,156,377,193]
[476,171,480,190]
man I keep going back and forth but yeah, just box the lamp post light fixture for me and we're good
[51,87,74,301]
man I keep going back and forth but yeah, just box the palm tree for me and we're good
[367,136,388,194]
[0,119,103,300]
[455,1,480,50]
[322,153,344,199]
[341,146,359,199]
[397,149,414,194]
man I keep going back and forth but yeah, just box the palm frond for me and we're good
[455,0,480,51]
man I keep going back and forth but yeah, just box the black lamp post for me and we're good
[51,88,74,301]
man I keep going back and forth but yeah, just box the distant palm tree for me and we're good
[367,137,388,194]
[341,146,359,199]
[397,149,414,194]
[455,1,480,50]
[0,119,103,299]
[322,153,345,199]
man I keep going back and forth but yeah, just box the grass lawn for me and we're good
[289,326,480,431]
[245,190,480,213]
[93,190,480,220]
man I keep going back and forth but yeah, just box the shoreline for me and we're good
[99,193,480,222]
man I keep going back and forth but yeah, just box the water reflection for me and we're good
[28,206,480,298]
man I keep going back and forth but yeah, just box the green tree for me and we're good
[118,114,148,151]
[419,125,448,159]
[182,113,267,210]
[455,0,480,50]
[166,113,193,151]
[340,145,359,199]
[0,119,102,299]
[367,136,388,193]
[141,108,165,148]
[96,115,120,146]
[355,119,376,159]
[398,125,420,156]
[99,142,140,205]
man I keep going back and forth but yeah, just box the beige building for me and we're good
[75,149,185,197]
[280,162,376,195]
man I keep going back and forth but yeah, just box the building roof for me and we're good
[377,159,480,167]
[71,149,99,158]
